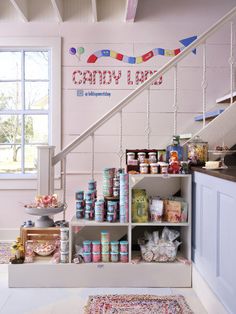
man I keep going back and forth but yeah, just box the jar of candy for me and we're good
[102,252,110,263]
[101,242,110,253]
[92,241,101,253]
[110,241,119,253]
[187,136,208,166]
[92,252,101,263]
[127,152,135,164]
[150,163,158,174]
[101,231,110,243]
[120,240,128,253]
[120,252,128,263]
[110,252,119,262]
[137,152,146,163]
[75,190,84,201]
[158,162,168,174]
[148,152,157,163]
[83,240,91,253]
[83,252,92,263]
[140,163,149,174]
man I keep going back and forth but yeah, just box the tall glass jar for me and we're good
[187,136,208,165]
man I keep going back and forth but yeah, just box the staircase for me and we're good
[37,7,236,210]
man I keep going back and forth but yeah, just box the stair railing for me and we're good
[37,6,236,205]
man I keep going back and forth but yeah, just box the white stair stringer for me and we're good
[184,102,236,149]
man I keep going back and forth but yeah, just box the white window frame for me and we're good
[0,37,61,190]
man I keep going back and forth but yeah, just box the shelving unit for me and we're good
[9,173,192,288]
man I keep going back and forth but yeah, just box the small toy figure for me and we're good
[10,237,25,264]
[168,150,180,174]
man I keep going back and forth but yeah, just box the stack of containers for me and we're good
[120,240,129,263]
[85,180,97,220]
[101,231,110,262]
[75,191,84,219]
[94,200,105,222]
[60,228,69,263]
[83,240,92,263]
[119,173,129,223]
[107,200,118,222]
[103,168,115,197]
[110,240,119,262]
[92,240,101,262]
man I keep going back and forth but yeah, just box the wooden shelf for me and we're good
[71,216,129,227]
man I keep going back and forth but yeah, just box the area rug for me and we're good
[0,242,12,264]
[84,294,193,314]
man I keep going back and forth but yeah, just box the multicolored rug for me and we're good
[84,294,193,314]
[0,242,12,264]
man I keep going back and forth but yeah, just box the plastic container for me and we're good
[60,227,69,241]
[110,252,119,262]
[60,240,69,252]
[110,241,119,253]
[140,163,149,174]
[158,162,168,174]
[83,252,92,263]
[75,190,84,201]
[84,210,91,220]
[92,241,101,253]
[101,231,110,243]
[60,252,69,263]
[85,191,93,201]
[88,180,96,191]
[102,252,110,263]
[107,212,115,223]
[92,252,101,263]
[76,209,84,219]
[95,213,104,222]
[120,252,128,263]
[76,200,84,210]
[120,241,128,253]
[101,242,110,253]
[83,240,91,253]
[150,163,158,174]
[127,152,135,164]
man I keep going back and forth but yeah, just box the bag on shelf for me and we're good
[132,189,149,223]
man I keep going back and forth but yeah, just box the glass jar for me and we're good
[150,163,158,174]
[158,162,168,174]
[137,152,146,163]
[140,163,149,174]
[148,152,157,163]
[127,152,135,164]
[187,136,208,165]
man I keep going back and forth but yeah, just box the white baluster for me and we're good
[173,65,178,135]
[118,111,124,168]
[145,88,151,148]
[229,21,235,104]
[202,43,207,127]
[91,133,95,180]
[62,157,67,221]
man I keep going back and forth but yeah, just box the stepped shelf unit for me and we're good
[9,174,192,288]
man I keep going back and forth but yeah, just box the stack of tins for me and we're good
[94,200,105,222]
[60,228,69,263]
[103,168,116,197]
[119,173,129,223]
[101,231,110,262]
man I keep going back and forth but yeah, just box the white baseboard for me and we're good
[192,264,229,314]
[0,228,19,241]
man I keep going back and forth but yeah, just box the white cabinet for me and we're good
[9,174,192,288]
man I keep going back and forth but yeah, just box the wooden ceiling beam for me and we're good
[51,0,63,23]
[124,0,138,23]
[91,0,97,22]
[9,0,28,22]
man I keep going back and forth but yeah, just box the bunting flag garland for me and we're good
[86,36,197,64]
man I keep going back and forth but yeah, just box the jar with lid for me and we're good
[137,152,146,163]
[187,136,208,165]
[150,163,158,174]
[148,152,157,163]
[158,162,168,174]
[140,163,149,174]
[127,152,135,165]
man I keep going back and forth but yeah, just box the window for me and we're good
[0,38,61,187]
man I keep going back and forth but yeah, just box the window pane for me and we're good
[0,115,22,144]
[0,144,21,173]
[25,145,37,173]
[25,82,49,110]
[25,51,49,80]
[0,82,22,110]
[24,115,48,144]
[0,51,21,80]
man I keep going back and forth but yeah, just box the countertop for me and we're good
[192,166,236,183]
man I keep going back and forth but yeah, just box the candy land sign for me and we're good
[69,37,197,95]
